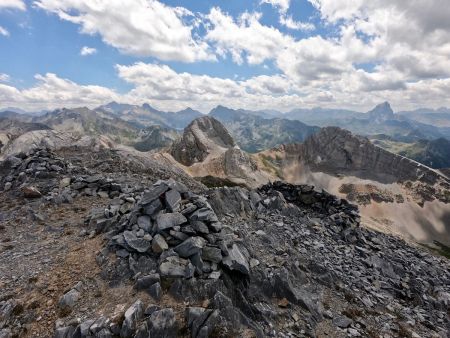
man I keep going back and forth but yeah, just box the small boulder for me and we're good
[120,300,144,338]
[159,256,193,278]
[156,213,187,232]
[202,246,223,263]
[189,208,218,223]
[147,308,177,338]
[136,273,161,291]
[333,315,352,329]
[165,189,181,212]
[149,282,162,301]
[58,289,80,315]
[143,198,163,216]
[222,244,249,275]
[123,231,151,253]
[174,237,206,258]
[140,184,169,205]
[21,186,42,198]
[152,234,168,253]
[137,216,152,232]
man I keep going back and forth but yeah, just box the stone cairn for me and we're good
[0,148,69,197]
[258,181,360,227]
[55,179,251,337]
[104,178,250,281]
[0,148,126,203]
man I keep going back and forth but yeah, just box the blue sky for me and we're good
[1,0,450,112]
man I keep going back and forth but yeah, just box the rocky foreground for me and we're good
[0,148,449,338]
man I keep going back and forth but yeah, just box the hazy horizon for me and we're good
[1,0,450,113]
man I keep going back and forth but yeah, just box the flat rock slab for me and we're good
[174,237,206,258]
[123,230,151,253]
[156,213,187,232]
[159,256,194,278]
[189,208,218,223]
[141,184,169,205]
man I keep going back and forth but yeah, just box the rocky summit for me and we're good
[0,146,449,338]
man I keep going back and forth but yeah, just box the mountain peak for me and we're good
[170,116,235,166]
[367,101,394,121]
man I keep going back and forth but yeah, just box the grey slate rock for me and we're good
[137,215,152,232]
[144,305,161,316]
[78,319,95,337]
[222,244,250,275]
[165,189,181,212]
[333,316,353,328]
[159,256,193,278]
[142,198,163,216]
[140,184,169,205]
[190,252,205,275]
[208,222,223,233]
[174,237,206,258]
[189,208,218,223]
[58,289,80,313]
[120,299,144,338]
[147,308,177,338]
[149,282,162,301]
[202,246,223,263]
[123,231,151,253]
[181,203,197,216]
[136,273,161,291]
[192,309,219,338]
[96,328,112,338]
[53,326,75,338]
[156,213,187,232]
[190,221,209,234]
[185,307,205,328]
[90,316,108,334]
[152,234,169,253]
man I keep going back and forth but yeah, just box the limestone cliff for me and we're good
[169,116,272,187]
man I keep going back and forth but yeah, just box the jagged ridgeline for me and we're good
[0,147,449,338]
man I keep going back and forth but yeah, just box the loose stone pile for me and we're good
[0,148,69,196]
[1,147,449,338]
[0,148,131,204]
[95,178,251,282]
[258,181,360,227]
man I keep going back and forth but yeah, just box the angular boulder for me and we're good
[174,237,206,258]
[222,244,250,275]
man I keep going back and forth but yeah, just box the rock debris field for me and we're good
[0,148,449,338]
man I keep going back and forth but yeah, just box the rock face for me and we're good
[170,116,235,166]
[169,116,272,188]
[367,101,395,122]
[297,126,448,185]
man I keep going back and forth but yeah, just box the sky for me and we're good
[1,0,450,113]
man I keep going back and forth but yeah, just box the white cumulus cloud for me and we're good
[0,0,26,10]
[206,8,293,65]
[34,0,214,62]
[80,46,97,56]
[0,73,120,111]
[0,73,10,82]
[279,15,315,31]
[260,0,291,14]
[0,26,9,36]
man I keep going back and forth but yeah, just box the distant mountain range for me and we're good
[209,105,319,153]
[96,102,203,129]
[1,101,450,170]
[283,102,450,141]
